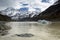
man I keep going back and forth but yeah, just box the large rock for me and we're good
[32,0,60,21]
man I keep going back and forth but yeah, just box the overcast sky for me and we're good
[0,0,57,11]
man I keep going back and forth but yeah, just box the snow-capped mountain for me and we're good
[0,7,41,20]
[1,7,17,16]
[0,0,56,20]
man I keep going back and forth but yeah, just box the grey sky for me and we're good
[0,0,57,11]
[0,0,18,10]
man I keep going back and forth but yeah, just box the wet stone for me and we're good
[0,30,9,36]
[15,33,34,37]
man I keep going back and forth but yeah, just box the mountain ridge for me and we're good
[32,0,60,21]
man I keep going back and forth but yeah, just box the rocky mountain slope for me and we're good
[32,0,60,21]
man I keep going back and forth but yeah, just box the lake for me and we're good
[0,22,60,40]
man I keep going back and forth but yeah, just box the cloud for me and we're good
[0,0,57,11]
[0,0,17,10]
[11,0,58,11]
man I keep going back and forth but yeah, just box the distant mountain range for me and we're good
[0,6,41,21]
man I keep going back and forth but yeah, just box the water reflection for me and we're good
[0,22,60,40]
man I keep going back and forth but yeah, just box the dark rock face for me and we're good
[0,12,11,21]
[32,0,60,21]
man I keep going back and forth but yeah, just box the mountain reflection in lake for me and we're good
[0,22,60,40]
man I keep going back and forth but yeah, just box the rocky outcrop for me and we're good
[32,0,60,21]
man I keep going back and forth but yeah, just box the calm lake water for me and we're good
[0,22,60,40]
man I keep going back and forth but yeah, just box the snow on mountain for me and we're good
[0,7,41,20]
[1,7,19,17]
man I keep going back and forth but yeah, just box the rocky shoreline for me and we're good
[0,22,11,36]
